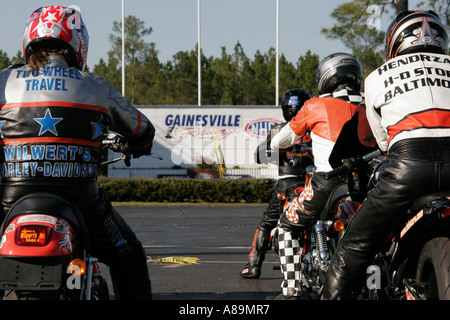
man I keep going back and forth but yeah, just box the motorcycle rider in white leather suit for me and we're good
[0,6,155,299]
[322,10,450,299]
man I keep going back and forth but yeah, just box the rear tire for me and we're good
[415,237,450,300]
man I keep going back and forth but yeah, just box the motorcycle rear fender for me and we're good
[389,196,450,280]
[319,183,349,221]
[0,214,77,257]
[400,194,450,244]
[407,192,450,215]
[0,193,90,255]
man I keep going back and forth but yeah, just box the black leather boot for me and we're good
[240,228,270,279]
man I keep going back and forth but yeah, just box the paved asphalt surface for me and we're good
[100,204,282,301]
[85,205,433,319]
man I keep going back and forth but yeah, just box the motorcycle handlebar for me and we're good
[324,149,382,180]
[101,133,163,167]
[362,149,382,162]
[101,134,132,167]
[324,158,355,180]
[266,143,313,156]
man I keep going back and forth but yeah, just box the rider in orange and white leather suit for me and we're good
[0,6,155,299]
[270,52,369,299]
[322,10,450,300]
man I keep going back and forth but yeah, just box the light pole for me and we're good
[275,0,279,106]
[198,0,201,106]
[121,0,125,97]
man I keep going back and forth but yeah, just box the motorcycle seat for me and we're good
[407,191,450,215]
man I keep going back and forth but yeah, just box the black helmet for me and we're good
[385,10,448,61]
[281,88,311,121]
[315,52,363,95]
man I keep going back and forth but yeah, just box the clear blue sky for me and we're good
[1,0,424,68]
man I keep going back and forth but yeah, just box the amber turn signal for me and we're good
[333,220,345,232]
[68,258,87,276]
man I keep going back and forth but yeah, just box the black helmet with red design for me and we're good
[385,10,448,61]
[23,6,89,70]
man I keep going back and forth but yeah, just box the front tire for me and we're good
[415,237,450,300]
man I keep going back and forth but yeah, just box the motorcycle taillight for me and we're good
[442,207,450,219]
[16,225,51,246]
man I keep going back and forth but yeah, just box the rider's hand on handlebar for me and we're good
[108,135,151,158]
[110,135,128,153]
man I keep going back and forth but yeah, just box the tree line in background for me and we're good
[0,0,447,106]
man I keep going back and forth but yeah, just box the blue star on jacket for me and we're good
[91,116,104,139]
[0,121,5,138]
[34,109,63,136]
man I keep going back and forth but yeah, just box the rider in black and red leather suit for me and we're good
[240,89,312,279]
[0,6,154,299]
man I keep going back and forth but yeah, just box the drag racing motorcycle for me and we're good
[273,148,380,299]
[0,134,136,300]
[325,151,450,300]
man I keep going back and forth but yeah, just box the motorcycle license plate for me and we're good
[0,255,68,290]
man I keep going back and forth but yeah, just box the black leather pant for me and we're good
[0,180,152,300]
[257,181,283,232]
[322,153,450,299]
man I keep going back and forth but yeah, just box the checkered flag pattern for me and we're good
[286,181,313,223]
[286,200,300,223]
[319,87,364,105]
[278,226,303,297]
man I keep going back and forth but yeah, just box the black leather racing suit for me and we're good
[240,122,313,279]
[322,52,450,299]
[0,56,155,299]
[255,122,313,231]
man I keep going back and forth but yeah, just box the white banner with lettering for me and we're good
[111,106,283,169]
